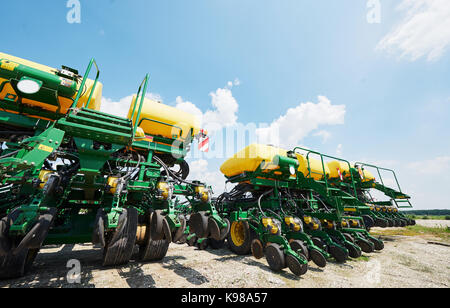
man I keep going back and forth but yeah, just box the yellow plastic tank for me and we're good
[0,52,102,115]
[327,161,350,179]
[220,144,288,178]
[127,95,201,140]
[296,154,330,180]
[357,167,375,182]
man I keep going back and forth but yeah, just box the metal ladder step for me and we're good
[66,114,132,134]
[77,108,131,126]
[80,108,130,122]
[57,119,131,145]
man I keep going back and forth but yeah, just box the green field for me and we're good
[401,209,450,220]
[371,225,450,242]
[406,215,450,220]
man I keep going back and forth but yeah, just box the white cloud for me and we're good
[101,93,162,118]
[377,0,450,61]
[355,156,450,209]
[174,96,204,119]
[314,130,331,143]
[406,156,450,175]
[255,96,345,148]
[187,159,226,194]
[336,144,343,156]
[175,81,239,133]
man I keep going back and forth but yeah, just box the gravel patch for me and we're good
[0,232,448,288]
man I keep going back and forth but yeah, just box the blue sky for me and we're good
[3,0,450,209]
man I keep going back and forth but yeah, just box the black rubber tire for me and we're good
[227,221,255,255]
[376,218,388,228]
[265,243,285,272]
[24,248,39,273]
[329,245,348,263]
[139,239,170,261]
[343,233,355,243]
[0,217,12,256]
[162,217,172,243]
[290,240,309,260]
[369,237,384,251]
[362,215,375,230]
[92,209,106,247]
[19,208,56,250]
[286,254,308,276]
[345,242,362,258]
[0,208,54,279]
[102,208,138,266]
[356,238,375,253]
[311,237,328,253]
[0,248,32,279]
[309,248,327,268]
[150,211,164,241]
[251,239,264,259]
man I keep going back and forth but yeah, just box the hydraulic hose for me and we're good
[153,155,202,187]
[257,189,274,216]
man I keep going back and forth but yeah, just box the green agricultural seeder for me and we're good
[323,159,415,229]
[288,147,384,254]
[215,144,392,275]
[0,53,228,279]
[350,163,415,228]
[0,52,414,280]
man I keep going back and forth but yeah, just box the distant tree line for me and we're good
[401,209,450,216]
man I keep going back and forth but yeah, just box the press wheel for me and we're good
[309,248,327,268]
[311,237,328,253]
[368,237,384,251]
[251,239,264,259]
[265,243,285,272]
[0,208,54,279]
[329,245,348,263]
[289,240,309,260]
[286,254,308,276]
[356,238,375,253]
[150,211,164,241]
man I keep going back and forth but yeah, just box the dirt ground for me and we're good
[0,224,449,288]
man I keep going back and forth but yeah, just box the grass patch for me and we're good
[371,225,450,242]
[407,215,450,220]
[354,255,370,262]
[399,256,434,273]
